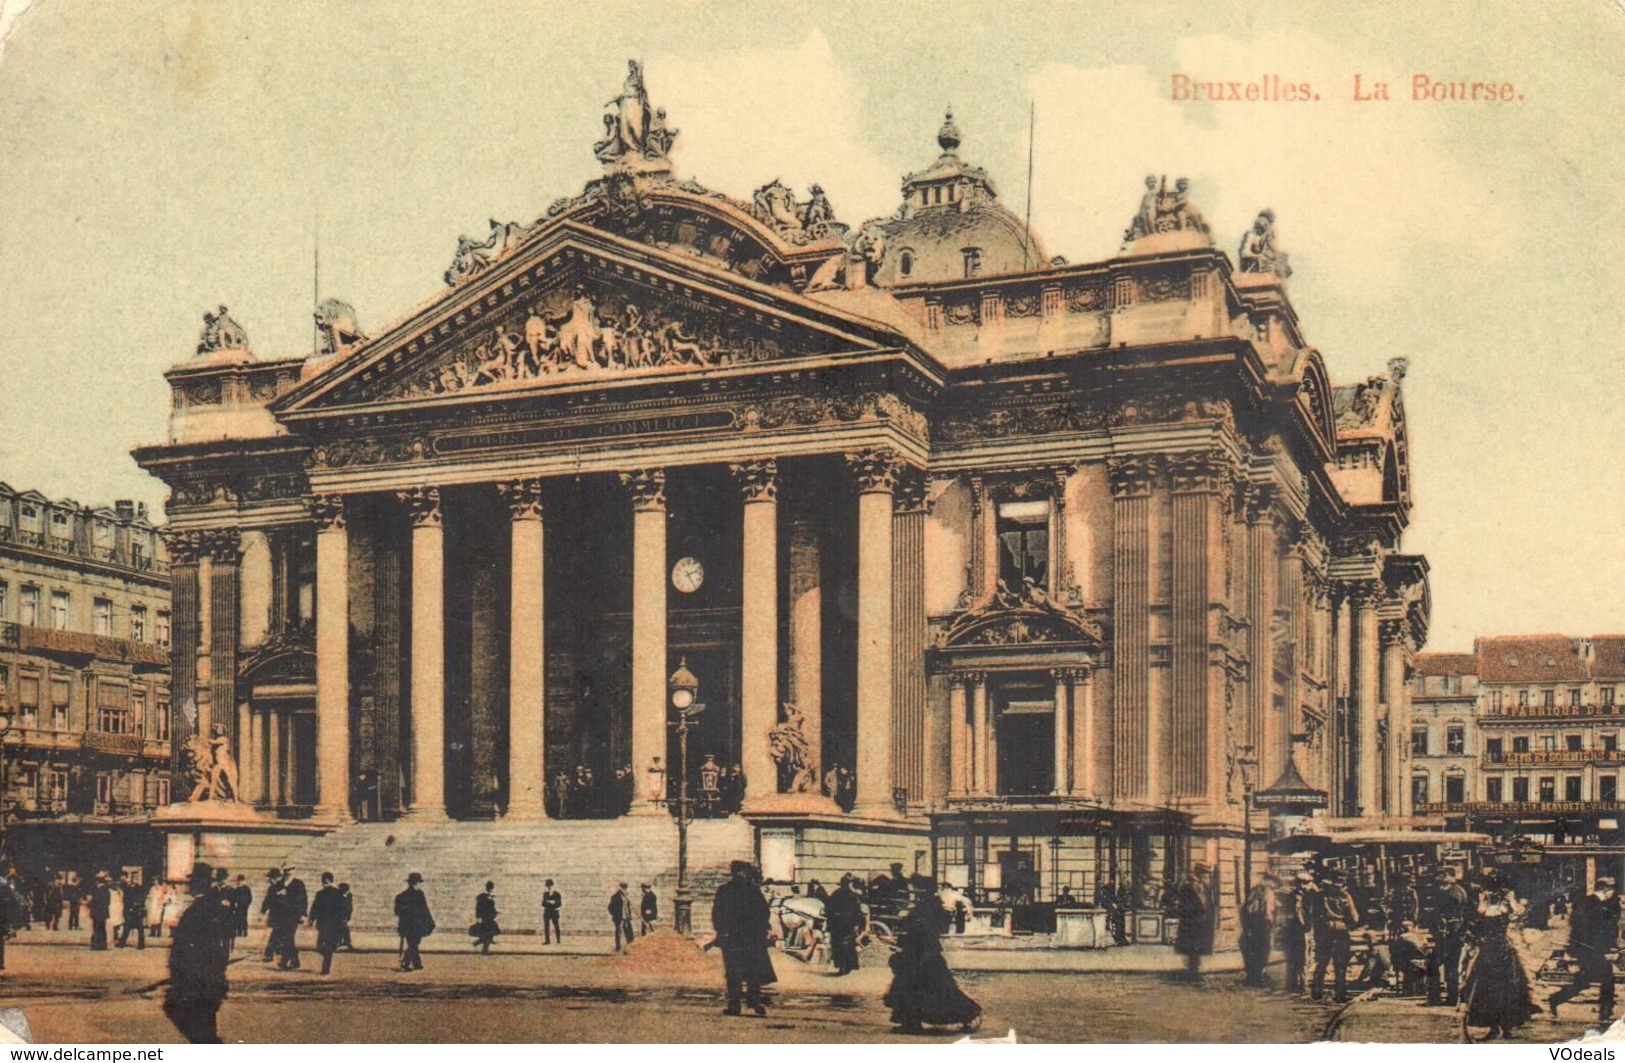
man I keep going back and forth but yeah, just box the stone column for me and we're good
[1051,668,1070,796]
[400,486,445,817]
[1109,456,1156,801]
[1246,489,1279,777]
[256,708,272,806]
[204,529,241,750]
[165,532,202,783]
[1353,586,1382,814]
[237,701,256,805]
[948,674,969,797]
[892,470,929,806]
[733,460,779,804]
[1381,621,1410,816]
[1168,453,1222,802]
[848,450,898,815]
[310,494,351,821]
[621,469,668,815]
[969,672,990,795]
[500,479,547,819]
[1069,667,1095,798]
[787,517,822,784]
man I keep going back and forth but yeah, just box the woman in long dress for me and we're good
[1460,872,1538,1040]
[883,886,982,1034]
[470,882,500,955]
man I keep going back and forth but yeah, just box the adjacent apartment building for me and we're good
[0,483,173,877]
[1411,635,1625,884]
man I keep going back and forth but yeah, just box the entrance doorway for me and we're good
[994,677,1054,795]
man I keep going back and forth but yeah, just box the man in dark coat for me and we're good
[1167,866,1211,979]
[118,873,148,949]
[639,884,658,936]
[1239,873,1279,987]
[43,877,63,931]
[1311,868,1361,1003]
[711,861,776,1016]
[1426,866,1469,1006]
[308,872,346,975]
[230,876,252,938]
[471,882,500,955]
[65,876,83,930]
[1096,880,1129,946]
[263,867,307,970]
[608,883,633,951]
[541,880,562,944]
[824,873,863,976]
[394,872,434,971]
[336,884,354,950]
[89,872,113,950]
[1279,872,1312,993]
[1548,876,1622,1022]
[164,862,234,1044]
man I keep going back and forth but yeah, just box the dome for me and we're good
[869,113,1047,286]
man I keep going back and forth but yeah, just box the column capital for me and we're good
[307,493,347,532]
[163,529,205,565]
[893,466,928,514]
[729,459,779,504]
[1107,454,1159,498]
[620,468,667,510]
[200,527,242,563]
[962,669,988,685]
[398,486,443,528]
[1167,449,1236,494]
[497,478,545,521]
[845,448,901,493]
[1379,617,1411,648]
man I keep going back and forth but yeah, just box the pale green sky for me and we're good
[1,0,1621,651]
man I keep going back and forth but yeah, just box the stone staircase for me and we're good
[282,815,755,937]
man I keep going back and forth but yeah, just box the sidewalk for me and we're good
[945,939,1246,973]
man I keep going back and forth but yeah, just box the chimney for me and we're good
[115,500,135,520]
[137,502,148,521]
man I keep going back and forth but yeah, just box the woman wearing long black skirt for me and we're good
[1460,874,1537,1040]
[470,882,501,956]
[883,886,982,1034]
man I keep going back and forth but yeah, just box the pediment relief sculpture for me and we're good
[936,583,1104,649]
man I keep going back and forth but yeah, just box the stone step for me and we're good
[281,816,755,935]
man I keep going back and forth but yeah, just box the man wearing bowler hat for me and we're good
[394,872,434,971]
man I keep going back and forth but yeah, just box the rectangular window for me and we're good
[961,247,982,279]
[1602,776,1618,803]
[1490,690,1503,713]
[1447,727,1465,755]
[1112,275,1134,308]
[1513,777,1530,802]
[1544,689,1556,710]
[130,605,147,642]
[1518,690,1529,709]
[1539,776,1556,802]
[49,510,69,537]
[1190,270,1209,299]
[17,673,39,718]
[1542,734,1557,752]
[1486,737,1504,758]
[1410,727,1429,756]
[1607,687,1618,707]
[155,611,171,649]
[1410,775,1429,806]
[49,591,69,630]
[1567,733,1584,752]
[94,773,112,812]
[1565,776,1584,802]
[1604,734,1618,753]
[153,777,171,807]
[154,698,171,741]
[132,686,148,736]
[1485,777,1504,802]
[1513,736,1530,754]
[996,500,1050,595]
[49,675,69,730]
[92,598,112,636]
[1445,775,1466,803]
[96,680,130,735]
[20,587,38,627]
[1571,688,1583,709]
[0,580,7,621]
[42,767,67,808]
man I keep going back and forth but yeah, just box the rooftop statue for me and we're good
[1238,209,1292,278]
[593,60,678,171]
[196,305,249,355]
[314,298,366,357]
[444,218,538,287]
[750,179,846,244]
[1123,175,1211,244]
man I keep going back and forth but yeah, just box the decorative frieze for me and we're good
[619,468,667,510]
[398,486,443,528]
[497,478,546,520]
[730,459,779,504]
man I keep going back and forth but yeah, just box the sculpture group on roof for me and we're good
[1238,209,1291,278]
[196,305,249,355]
[1124,175,1210,243]
[750,179,846,245]
[445,217,541,286]
[593,60,678,170]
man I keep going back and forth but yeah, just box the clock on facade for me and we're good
[671,556,705,593]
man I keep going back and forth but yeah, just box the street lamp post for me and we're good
[1235,747,1260,896]
[668,659,703,935]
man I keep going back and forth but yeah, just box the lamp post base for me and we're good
[673,894,693,936]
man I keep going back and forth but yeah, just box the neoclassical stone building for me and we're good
[134,64,1428,938]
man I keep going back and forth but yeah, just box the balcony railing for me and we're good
[13,624,169,666]
[1483,749,1621,767]
[1417,800,1625,815]
[0,525,167,576]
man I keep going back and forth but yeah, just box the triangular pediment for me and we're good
[277,223,910,416]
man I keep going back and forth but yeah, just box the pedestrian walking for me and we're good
[65,877,83,931]
[1279,872,1311,993]
[107,873,126,948]
[1462,871,1538,1039]
[825,873,863,975]
[608,882,634,951]
[163,862,234,1044]
[394,872,434,971]
[118,873,148,949]
[1310,868,1360,1003]
[1426,866,1469,1006]
[710,861,776,1017]
[883,884,981,1034]
[229,876,252,939]
[309,873,347,976]
[1239,872,1279,987]
[471,881,500,955]
[43,877,62,932]
[1167,866,1211,980]
[1547,874,1622,1023]
[89,872,113,950]
[262,867,307,970]
[336,884,354,950]
[541,880,562,944]
[639,884,658,936]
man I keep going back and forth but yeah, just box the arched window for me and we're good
[899,251,914,278]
